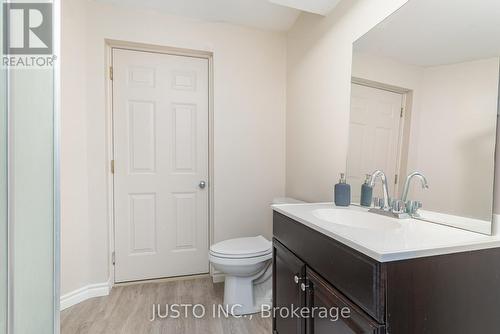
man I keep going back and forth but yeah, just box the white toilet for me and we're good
[209,235,272,315]
[209,197,304,315]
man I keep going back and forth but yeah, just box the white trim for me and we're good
[105,40,214,284]
[60,281,112,311]
[105,40,116,289]
[114,273,210,287]
[492,214,500,236]
[351,76,411,94]
[211,270,225,284]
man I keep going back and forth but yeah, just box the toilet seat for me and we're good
[209,251,272,266]
[209,249,272,259]
[210,235,272,259]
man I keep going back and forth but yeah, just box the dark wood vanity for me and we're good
[272,211,500,334]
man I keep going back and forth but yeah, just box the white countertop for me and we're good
[272,203,500,262]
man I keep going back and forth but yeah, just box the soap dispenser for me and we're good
[334,173,351,207]
[360,174,373,207]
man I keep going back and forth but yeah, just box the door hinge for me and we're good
[394,174,399,185]
[112,251,116,266]
[400,107,404,118]
[109,66,113,80]
[110,160,115,174]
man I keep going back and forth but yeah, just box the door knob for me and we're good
[294,275,300,284]
[199,181,206,189]
[300,282,310,292]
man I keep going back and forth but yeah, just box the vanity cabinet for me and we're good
[273,241,306,334]
[273,239,384,334]
[273,211,500,334]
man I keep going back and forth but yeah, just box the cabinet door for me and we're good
[273,239,306,334]
[305,268,385,334]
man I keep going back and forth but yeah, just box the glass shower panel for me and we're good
[2,1,58,333]
[10,69,55,334]
[1,1,7,332]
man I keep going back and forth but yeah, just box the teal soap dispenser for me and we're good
[360,174,373,207]
[334,173,351,207]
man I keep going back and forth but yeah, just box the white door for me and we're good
[112,49,209,282]
[347,83,404,202]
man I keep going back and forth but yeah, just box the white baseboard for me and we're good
[60,280,112,311]
[211,270,225,283]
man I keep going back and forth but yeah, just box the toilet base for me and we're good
[223,276,261,315]
[222,263,272,316]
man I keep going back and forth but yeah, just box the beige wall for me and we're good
[62,0,287,295]
[286,0,409,202]
[61,0,91,298]
[414,59,498,220]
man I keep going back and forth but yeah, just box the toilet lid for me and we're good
[210,236,272,258]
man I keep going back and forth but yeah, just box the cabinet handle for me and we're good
[300,282,310,291]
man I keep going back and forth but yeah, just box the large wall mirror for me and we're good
[348,0,500,234]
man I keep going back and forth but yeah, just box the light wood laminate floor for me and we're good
[61,277,272,334]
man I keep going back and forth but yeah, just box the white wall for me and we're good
[286,0,409,202]
[62,0,286,295]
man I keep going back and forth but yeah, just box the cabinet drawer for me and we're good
[306,268,385,334]
[274,212,386,323]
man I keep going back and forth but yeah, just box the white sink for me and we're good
[312,208,402,230]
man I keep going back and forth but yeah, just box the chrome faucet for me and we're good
[400,172,429,216]
[368,170,391,211]
[401,172,429,203]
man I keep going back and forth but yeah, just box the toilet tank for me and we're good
[272,197,305,205]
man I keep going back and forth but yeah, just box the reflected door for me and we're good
[113,49,209,282]
[347,83,404,202]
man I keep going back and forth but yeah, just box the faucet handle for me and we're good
[392,200,406,214]
[406,200,423,215]
[389,198,396,208]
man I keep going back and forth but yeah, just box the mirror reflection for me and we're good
[348,0,500,233]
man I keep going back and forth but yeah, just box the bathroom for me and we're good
[2,0,500,333]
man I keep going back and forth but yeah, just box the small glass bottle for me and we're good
[334,173,351,207]
[360,174,373,207]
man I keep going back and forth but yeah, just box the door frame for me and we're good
[350,77,413,197]
[105,39,214,286]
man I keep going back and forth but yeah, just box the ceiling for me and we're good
[354,0,500,67]
[269,0,341,16]
[94,0,341,32]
